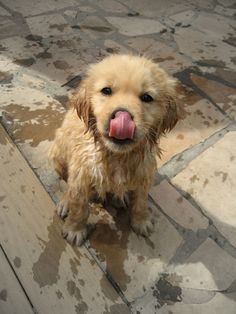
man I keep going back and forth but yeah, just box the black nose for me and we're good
[111,108,133,119]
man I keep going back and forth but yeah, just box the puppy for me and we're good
[49,54,179,246]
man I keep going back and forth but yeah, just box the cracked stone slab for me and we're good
[3,0,78,17]
[125,37,192,73]
[104,39,131,54]
[170,238,236,291]
[217,0,236,7]
[133,286,236,313]
[0,18,20,38]
[191,74,236,121]
[150,180,209,232]
[95,0,129,13]
[0,6,11,16]
[26,14,74,38]
[172,132,236,248]
[174,26,236,71]
[158,94,230,167]
[78,16,115,40]
[214,5,236,17]
[119,0,194,18]
[106,16,166,36]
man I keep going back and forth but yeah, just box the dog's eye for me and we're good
[101,87,112,96]
[140,93,153,103]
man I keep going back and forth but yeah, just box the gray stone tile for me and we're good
[106,16,166,36]
[95,0,129,13]
[172,132,236,247]
[26,14,73,38]
[158,97,229,167]
[125,37,192,73]
[214,5,236,16]
[78,15,114,40]
[217,0,236,7]
[191,74,236,121]
[150,180,209,232]
[134,288,236,314]
[0,7,11,16]
[0,18,19,38]
[4,0,78,17]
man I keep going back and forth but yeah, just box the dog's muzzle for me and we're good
[109,109,135,140]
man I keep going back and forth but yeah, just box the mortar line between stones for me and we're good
[0,244,38,314]
[83,242,131,308]
[156,122,236,183]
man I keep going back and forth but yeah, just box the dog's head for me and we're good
[73,54,180,153]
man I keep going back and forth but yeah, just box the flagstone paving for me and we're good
[0,0,236,313]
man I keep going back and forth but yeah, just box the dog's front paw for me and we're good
[62,225,87,246]
[131,217,155,237]
[57,199,69,219]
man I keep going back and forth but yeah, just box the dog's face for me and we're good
[74,55,179,153]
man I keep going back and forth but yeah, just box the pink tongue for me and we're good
[109,111,135,140]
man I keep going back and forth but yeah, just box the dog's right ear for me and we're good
[71,81,91,129]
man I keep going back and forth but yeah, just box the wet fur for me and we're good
[49,54,180,246]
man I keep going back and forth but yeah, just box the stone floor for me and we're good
[0,0,236,313]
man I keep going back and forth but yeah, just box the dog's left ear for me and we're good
[71,80,91,130]
[160,79,180,134]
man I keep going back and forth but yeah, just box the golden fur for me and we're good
[49,54,179,246]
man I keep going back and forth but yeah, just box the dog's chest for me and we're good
[92,157,141,199]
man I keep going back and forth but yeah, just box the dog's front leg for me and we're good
[130,188,154,237]
[58,188,90,246]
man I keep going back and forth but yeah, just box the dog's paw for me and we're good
[131,217,155,237]
[62,226,87,246]
[57,200,69,219]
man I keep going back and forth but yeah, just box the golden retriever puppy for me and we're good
[49,54,179,246]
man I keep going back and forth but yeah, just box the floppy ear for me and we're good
[71,81,91,130]
[160,79,180,134]
[161,95,179,133]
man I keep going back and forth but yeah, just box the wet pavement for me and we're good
[0,0,236,313]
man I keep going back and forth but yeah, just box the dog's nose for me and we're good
[109,109,135,140]
[110,108,133,120]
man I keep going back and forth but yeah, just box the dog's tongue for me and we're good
[109,111,135,140]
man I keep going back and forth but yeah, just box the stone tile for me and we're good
[120,0,194,18]
[158,95,230,167]
[95,0,129,13]
[192,12,235,39]
[106,16,166,36]
[150,180,209,232]
[214,5,236,17]
[79,16,114,40]
[172,238,236,291]
[174,27,236,70]
[169,9,197,26]
[134,288,236,313]
[104,39,131,54]
[0,7,11,16]
[172,132,236,247]
[0,83,65,192]
[217,0,236,7]
[89,201,183,301]
[26,14,73,38]
[0,18,19,38]
[125,37,192,73]
[0,36,44,68]
[191,74,236,121]
[4,0,78,17]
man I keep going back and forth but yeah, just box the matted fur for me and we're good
[49,54,180,246]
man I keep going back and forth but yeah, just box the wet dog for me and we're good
[49,54,180,245]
